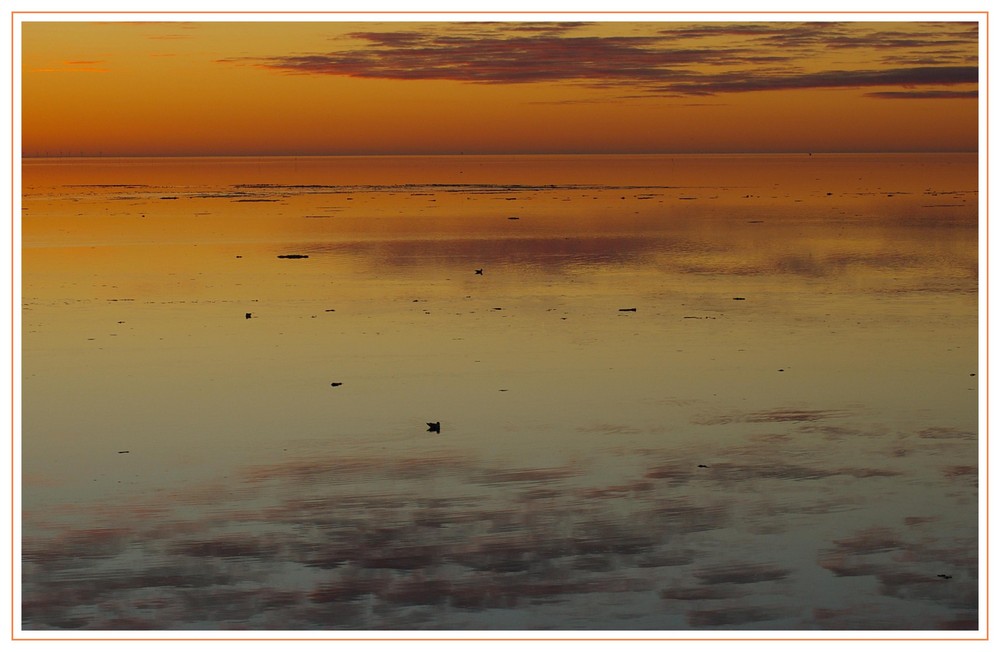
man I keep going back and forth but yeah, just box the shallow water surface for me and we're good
[20,154,979,631]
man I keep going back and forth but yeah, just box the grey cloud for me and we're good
[866,90,978,99]
[222,23,977,99]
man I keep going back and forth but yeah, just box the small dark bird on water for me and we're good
[427,422,441,433]
[330,382,343,387]
[698,464,709,468]
[475,269,483,275]
[245,312,252,319]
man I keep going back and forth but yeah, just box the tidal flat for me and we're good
[20,153,980,631]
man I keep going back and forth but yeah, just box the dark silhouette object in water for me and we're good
[733,297,746,301]
[330,382,343,387]
[475,269,483,275]
[698,464,709,468]
[619,308,637,312]
[245,312,252,319]
[277,254,309,259]
[427,422,441,433]
[938,574,953,580]
[118,450,129,454]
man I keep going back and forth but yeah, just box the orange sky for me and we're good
[20,19,980,156]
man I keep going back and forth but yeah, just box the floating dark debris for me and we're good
[508,216,520,220]
[330,382,343,387]
[427,422,441,433]
[619,308,637,312]
[117,450,129,454]
[733,297,746,301]
[938,574,953,580]
[277,254,309,259]
[245,313,252,319]
[475,269,483,275]
[698,464,709,468]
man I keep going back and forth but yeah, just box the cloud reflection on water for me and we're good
[22,413,976,631]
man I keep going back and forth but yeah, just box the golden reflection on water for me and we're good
[21,154,978,631]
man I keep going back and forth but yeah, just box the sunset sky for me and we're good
[19,19,980,156]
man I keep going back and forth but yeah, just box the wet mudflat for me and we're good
[20,154,979,631]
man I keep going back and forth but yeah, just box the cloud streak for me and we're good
[243,34,758,85]
[224,22,978,98]
[865,90,978,100]
[659,66,978,96]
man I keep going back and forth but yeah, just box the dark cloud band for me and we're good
[223,23,978,98]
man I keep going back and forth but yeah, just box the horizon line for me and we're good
[19,149,980,160]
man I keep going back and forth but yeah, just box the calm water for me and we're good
[20,154,980,631]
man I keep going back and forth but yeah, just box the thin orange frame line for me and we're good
[9,9,989,642]
[8,9,994,13]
